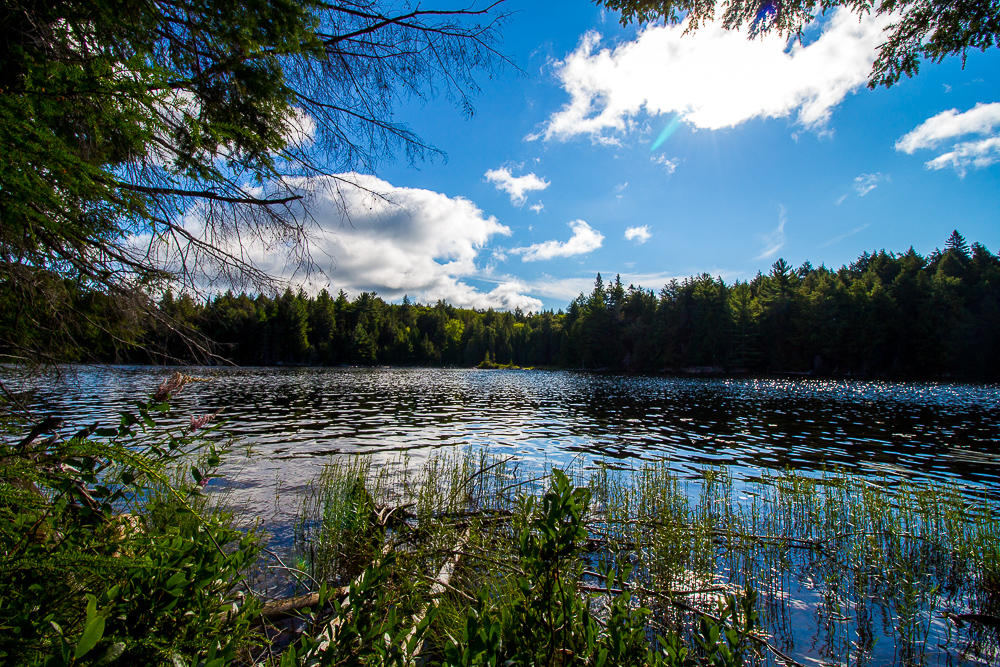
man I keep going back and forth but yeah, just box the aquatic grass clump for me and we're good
[289,451,1000,666]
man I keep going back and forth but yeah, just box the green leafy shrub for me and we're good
[0,374,262,666]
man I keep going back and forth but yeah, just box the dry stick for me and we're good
[261,591,344,621]
[405,525,472,662]
[316,537,398,652]
[579,572,727,597]
[420,573,476,603]
[633,585,807,667]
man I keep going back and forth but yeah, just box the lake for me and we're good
[10,365,1000,479]
[6,366,1000,666]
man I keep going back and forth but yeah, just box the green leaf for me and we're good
[165,570,187,589]
[74,614,105,659]
[95,642,126,665]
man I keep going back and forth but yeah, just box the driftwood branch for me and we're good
[406,526,471,661]
[260,592,339,621]
[942,611,1000,632]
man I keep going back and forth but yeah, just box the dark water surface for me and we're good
[7,366,1000,666]
[10,365,1000,482]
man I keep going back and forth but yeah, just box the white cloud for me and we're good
[283,108,317,147]
[614,182,629,193]
[484,167,551,206]
[511,220,604,262]
[528,276,599,301]
[896,103,1000,176]
[529,202,545,214]
[853,172,883,196]
[535,8,893,143]
[170,173,543,311]
[925,137,1000,174]
[651,155,679,173]
[755,206,787,260]
[895,103,1000,153]
[624,225,651,244]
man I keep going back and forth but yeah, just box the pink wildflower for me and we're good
[153,372,187,402]
[188,408,223,433]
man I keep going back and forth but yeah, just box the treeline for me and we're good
[561,231,1000,377]
[5,231,998,378]
[142,231,998,377]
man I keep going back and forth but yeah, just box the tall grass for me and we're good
[291,451,1000,666]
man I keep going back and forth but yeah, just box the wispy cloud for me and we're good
[822,223,870,248]
[511,220,604,262]
[925,137,1000,175]
[484,166,551,206]
[534,8,893,144]
[651,155,679,173]
[896,103,1000,176]
[754,206,787,260]
[624,225,651,244]
[529,202,545,214]
[853,172,884,196]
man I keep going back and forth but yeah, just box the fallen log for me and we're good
[406,525,472,661]
[942,611,1000,632]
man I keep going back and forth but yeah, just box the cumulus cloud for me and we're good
[896,103,1000,175]
[755,206,787,260]
[511,220,604,262]
[853,172,883,196]
[896,103,1000,152]
[535,8,893,143]
[624,225,651,244]
[173,173,543,311]
[485,167,551,205]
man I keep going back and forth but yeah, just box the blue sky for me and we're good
[269,0,1000,312]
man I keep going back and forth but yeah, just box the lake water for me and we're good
[6,366,1000,666]
[10,365,1000,485]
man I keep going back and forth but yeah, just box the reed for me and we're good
[288,450,1000,665]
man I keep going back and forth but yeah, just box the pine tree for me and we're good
[945,230,971,259]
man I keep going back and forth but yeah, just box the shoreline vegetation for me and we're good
[6,232,999,380]
[3,374,1000,665]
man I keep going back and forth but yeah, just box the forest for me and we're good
[9,230,998,379]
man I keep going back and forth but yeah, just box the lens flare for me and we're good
[650,116,681,151]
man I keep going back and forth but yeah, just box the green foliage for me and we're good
[278,557,434,667]
[11,232,1000,377]
[291,454,762,667]
[0,0,505,362]
[595,0,1000,87]
[0,376,262,666]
